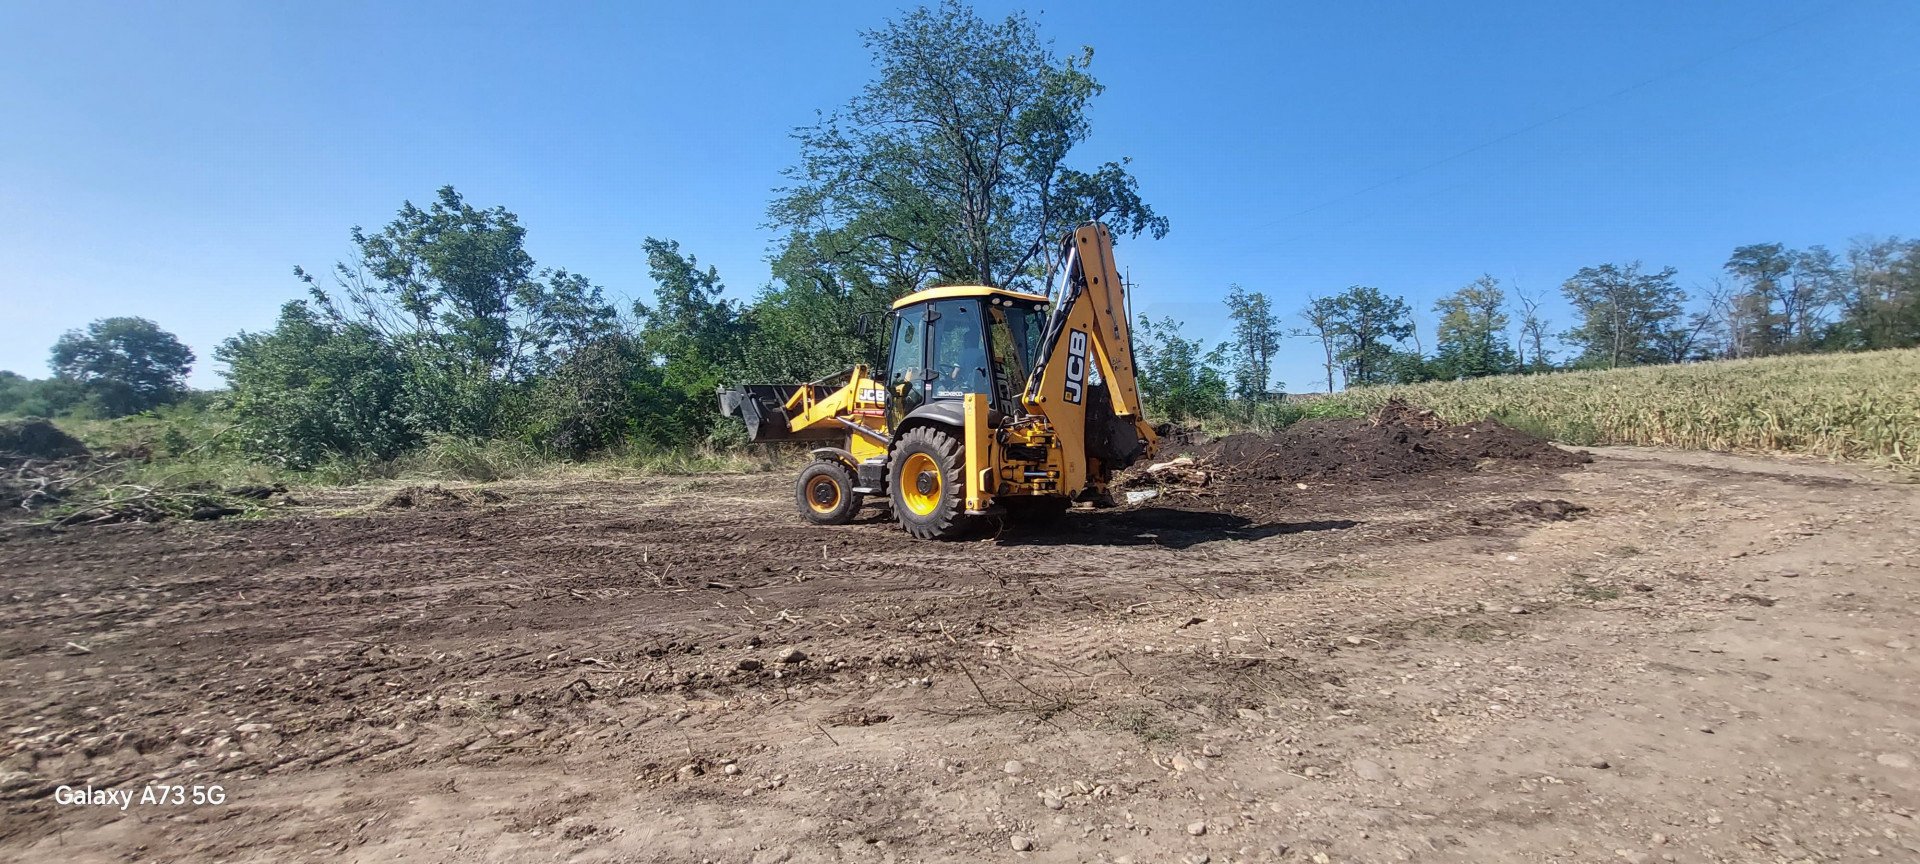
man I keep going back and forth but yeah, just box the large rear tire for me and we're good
[888,425,973,540]
[795,460,860,525]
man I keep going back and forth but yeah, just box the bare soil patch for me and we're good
[2,434,1917,863]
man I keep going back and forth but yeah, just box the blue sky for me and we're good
[2,0,1916,391]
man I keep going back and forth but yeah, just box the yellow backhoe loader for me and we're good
[718,222,1157,539]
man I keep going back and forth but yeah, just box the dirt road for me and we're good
[2,441,1917,863]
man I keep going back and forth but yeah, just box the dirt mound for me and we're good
[377,484,508,510]
[1123,401,1593,519]
[1196,416,1588,486]
[0,418,88,460]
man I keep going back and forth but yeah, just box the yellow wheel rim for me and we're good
[806,474,842,513]
[899,452,942,516]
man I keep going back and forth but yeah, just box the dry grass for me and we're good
[1317,348,1920,466]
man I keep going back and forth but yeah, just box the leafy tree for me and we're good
[1324,286,1414,387]
[1559,262,1688,369]
[1827,236,1920,350]
[298,186,616,438]
[1431,275,1517,379]
[1719,244,1790,356]
[1722,243,1839,355]
[1222,285,1281,400]
[736,231,908,384]
[1134,316,1228,421]
[767,0,1167,314]
[0,371,26,416]
[48,317,195,416]
[1386,349,1441,384]
[740,281,887,383]
[217,302,415,468]
[525,330,679,456]
[633,239,750,442]
[0,371,87,418]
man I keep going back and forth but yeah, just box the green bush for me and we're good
[217,302,418,469]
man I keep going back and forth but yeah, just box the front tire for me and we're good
[888,425,973,540]
[796,460,860,525]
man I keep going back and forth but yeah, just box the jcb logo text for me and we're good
[1064,329,1088,405]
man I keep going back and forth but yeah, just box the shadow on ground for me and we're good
[995,508,1359,549]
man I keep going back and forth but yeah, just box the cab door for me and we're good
[885,304,928,432]
[925,298,990,402]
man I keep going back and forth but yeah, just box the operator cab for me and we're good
[885,286,1048,430]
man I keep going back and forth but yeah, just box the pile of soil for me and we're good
[1128,400,1591,515]
[0,418,88,460]
[1198,415,1589,485]
[377,484,508,510]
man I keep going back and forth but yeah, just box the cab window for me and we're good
[986,305,1029,414]
[887,305,927,422]
[927,298,990,399]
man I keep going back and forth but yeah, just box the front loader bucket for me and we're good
[718,384,845,444]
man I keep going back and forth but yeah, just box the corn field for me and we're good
[1317,348,1920,466]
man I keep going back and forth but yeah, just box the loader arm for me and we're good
[1023,222,1158,494]
[718,365,890,451]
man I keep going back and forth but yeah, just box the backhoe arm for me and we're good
[1023,223,1158,493]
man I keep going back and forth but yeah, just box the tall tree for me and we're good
[1222,285,1281,400]
[1510,283,1553,371]
[1699,273,1794,361]
[634,239,750,442]
[767,0,1167,300]
[738,234,898,382]
[1297,296,1340,393]
[1722,242,1836,355]
[296,186,616,437]
[1559,262,1688,369]
[1779,245,1841,352]
[1325,286,1414,387]
[48,317,195,416]
[1828,236,1920,350]
[1431,275,1516,379]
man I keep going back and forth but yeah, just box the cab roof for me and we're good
[889,285,1049,310]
